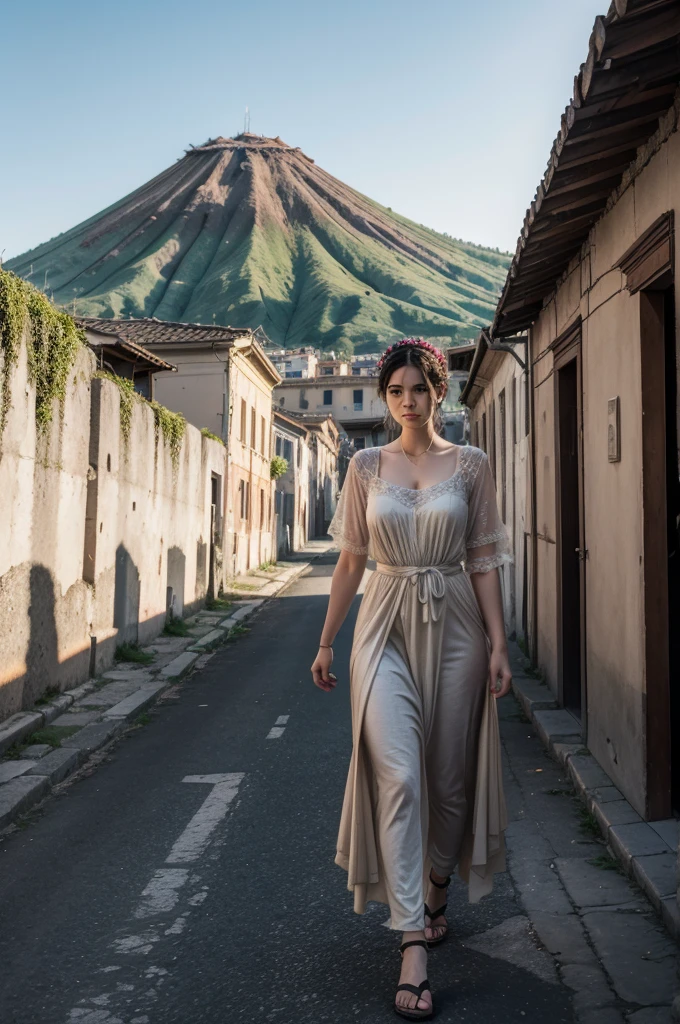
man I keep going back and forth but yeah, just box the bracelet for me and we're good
[319,644,333,650]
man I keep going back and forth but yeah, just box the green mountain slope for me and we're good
[7,135,509,353]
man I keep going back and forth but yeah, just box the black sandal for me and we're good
[424,871,451,947]
[394,939,433,1021]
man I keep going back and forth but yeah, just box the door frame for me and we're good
[617,212,675,819]
[552,320,587,728]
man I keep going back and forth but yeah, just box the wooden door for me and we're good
[554,328,586,722]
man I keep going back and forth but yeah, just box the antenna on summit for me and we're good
[244,106,251,133]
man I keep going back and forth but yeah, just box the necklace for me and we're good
[400,433,435,466]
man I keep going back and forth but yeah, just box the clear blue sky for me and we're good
[1,0,605,260]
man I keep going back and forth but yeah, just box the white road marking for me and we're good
[134,868,189,918]
[266,726,285,739]
[165,773,244,864]
[66,774,244,1022]
[164,915,188,936]
[275,715,290,725]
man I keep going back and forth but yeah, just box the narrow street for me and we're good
[0,552,673,1024]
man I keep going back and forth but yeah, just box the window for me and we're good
[286,370,302,378]
[238,479,250,521]
[481,412,487,453]
[499,389,507,522]
[251,407,256,449]
[354,436,366,450]
[283,438,293,462]
[275,435,282,456]
[511,377,517,448]
[489,402,496,481]
[323,390,332,406]
[322,366,333,375]
[260,415,266,456]
[240,399,247,443]
[352,366,361,375]
[260,488,265,527]
[353,389,363,411]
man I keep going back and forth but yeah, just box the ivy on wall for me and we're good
[201,427,225,446]
[94,370,186,471]
[0,269,83,437]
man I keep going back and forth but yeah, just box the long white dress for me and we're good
[329,444,509,930]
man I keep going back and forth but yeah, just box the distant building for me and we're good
[265,346,319,379]
[274,376,392,449]
[80,323,177,400]
[272,410,340,556]
[79,317,281,578]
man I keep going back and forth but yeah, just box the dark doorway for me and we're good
[663,286,680,812]
[555,335,586,721]
[640,279,678,819]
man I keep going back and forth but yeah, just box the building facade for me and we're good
[80,319,282,578]
[462,4,680,823]
[274,376,392,449]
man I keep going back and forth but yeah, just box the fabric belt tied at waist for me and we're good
[375,563,463,623]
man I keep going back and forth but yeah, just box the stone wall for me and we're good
[0,325,227,721]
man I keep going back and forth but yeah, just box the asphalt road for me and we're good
[0,551,575,1024]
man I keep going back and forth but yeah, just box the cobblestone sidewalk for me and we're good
[498,690,678,1023]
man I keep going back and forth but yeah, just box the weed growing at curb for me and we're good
[578,807,603,841]
[232,582,259,591]
[34,686,61,706]
[588,853,621,872]
[226,625,249,642]
[205,596,233,613]
[546,788,573,796]
[258,560,278,572]
[164,618,190,637]
[115,642,155,665]
[29,725,81,749]
[133,712,151,727]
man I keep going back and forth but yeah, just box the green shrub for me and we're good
[270,455,288,479]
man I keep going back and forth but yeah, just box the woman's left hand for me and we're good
[489,647,512,698]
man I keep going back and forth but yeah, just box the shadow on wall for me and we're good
[167,546,186,620]
[25,564,59,707]
[196,538,207,601]
[114,544,140,644]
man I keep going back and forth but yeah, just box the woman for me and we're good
[311,338,511,1020]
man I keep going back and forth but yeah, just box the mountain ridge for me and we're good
[7,134,510,353]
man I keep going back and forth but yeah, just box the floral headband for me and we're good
[375,338,447,373]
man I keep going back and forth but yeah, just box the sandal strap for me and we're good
[429,871,451,889]
[424,901,448,921]
[399,939,428,954]
[396,981,431,997]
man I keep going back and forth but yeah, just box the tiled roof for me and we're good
[77,317,252,347]
[493,0,680,337]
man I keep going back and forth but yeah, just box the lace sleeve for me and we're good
[465,449,512,575]
[328,453,370,556]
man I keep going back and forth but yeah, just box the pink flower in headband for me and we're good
[376,338,447,373]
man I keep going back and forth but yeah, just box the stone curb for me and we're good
[510,651,680,942]
[0,551,321,832]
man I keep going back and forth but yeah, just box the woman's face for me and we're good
[385,364,442,429]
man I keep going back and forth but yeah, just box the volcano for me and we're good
[7,135,509,352]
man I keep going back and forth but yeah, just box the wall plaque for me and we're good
[608,396,621,462]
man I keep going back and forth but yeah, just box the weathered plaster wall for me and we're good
[528,120,680,815]
[0,327,227,721]
[468,350,529,641]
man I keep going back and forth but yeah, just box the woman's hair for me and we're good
[376,339,448,430]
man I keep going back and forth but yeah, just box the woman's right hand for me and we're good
[311,647,337,692]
